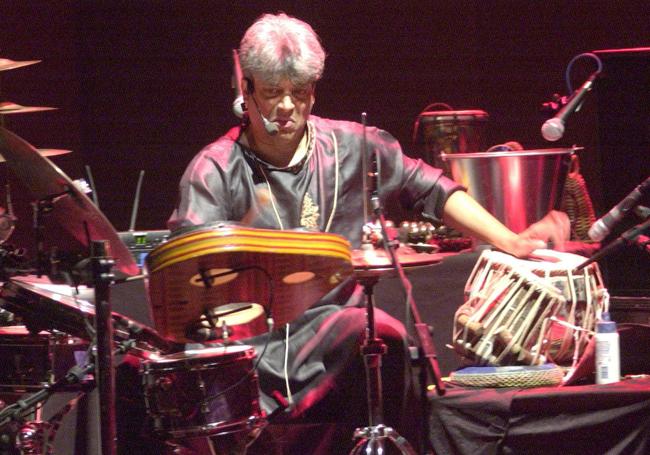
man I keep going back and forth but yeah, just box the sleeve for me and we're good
[167,148,231,232]
[373,128,465,223]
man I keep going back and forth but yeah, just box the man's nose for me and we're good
[277,94,295,112]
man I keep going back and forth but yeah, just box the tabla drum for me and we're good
[455,250,608,378]
[454,262,566,367]
[142,345,265,440]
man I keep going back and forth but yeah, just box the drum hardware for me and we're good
[350,113,442,455]
[0,333,138,455]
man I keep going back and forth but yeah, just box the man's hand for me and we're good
[508,210,571,258]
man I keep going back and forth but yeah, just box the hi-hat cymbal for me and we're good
[0,101,57,115]
[0,58,41,72]
[0,148,72,163]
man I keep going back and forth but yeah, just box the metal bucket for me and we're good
[413,110,489,175]
[441,148,575,233]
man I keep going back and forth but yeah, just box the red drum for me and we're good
[456,250,608,378]
[142,345,265,440]
[0,326,87,391]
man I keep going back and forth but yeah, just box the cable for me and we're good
[565,52,603,93]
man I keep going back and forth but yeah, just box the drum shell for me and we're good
[142,345,263,439]
[414,110,489,175]
[0,326,87,391]
[442,149,573,233]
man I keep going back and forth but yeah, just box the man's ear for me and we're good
[242,77,254,95]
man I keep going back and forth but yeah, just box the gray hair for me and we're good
[239,13,326,86]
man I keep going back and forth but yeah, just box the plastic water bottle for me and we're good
[595,312,620,384]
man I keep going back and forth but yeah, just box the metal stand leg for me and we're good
[349,276,416,455]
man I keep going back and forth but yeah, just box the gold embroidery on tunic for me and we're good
[300,192,320,229]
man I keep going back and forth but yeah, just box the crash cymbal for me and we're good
[0,58,41,72]
[146,224,353,343]
[0,148,72,163]
[0,101,57,115]
[352,246,443,278]
[0,126,139,276]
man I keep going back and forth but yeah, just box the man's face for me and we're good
[244,74,315,150]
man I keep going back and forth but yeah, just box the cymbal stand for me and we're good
[89,240,117,455]
[350,113,416,455]
[32,195,56,277]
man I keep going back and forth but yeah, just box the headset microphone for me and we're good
[248,89,279,136]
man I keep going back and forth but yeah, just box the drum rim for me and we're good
[160,414,266,439]
[418,109,489,120]
[144,344,255,366]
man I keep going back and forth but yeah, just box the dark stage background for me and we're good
[0,3,648,286]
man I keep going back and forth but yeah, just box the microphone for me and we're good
[541,71,599,142]
[588,176,650,242]
[249,94,279,135]
[231,49,245,118]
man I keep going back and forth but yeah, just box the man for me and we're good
[166,12,569,453]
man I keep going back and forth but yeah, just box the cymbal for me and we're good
[0,148,72,163]
[352,246,443,278]
[0,127,139,276]
[0,58,41,72]
[0,101,57,115]
[146,224,353,343]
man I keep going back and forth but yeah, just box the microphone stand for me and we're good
[577,217,650,271]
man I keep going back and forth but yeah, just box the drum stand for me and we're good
[349,272,417,455]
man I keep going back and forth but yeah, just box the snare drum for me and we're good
[456,249,608,371]
[142,345,265,440]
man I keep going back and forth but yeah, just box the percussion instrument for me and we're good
[0,102,57,115]
[351,246,443,278]
[0,326,87,391]
[441,148,576,233]
[0,277,174,354]
[142,345,265,440]
[0,127,139,276]
[455,249,608,374]
[0,58,40,72]
[146,223,353,343]
[413,109,489,175]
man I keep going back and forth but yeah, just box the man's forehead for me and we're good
[252,75,313,89]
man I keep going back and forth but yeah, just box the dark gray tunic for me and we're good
[167,115,462,421]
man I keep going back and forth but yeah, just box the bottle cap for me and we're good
[597,312,617,333]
